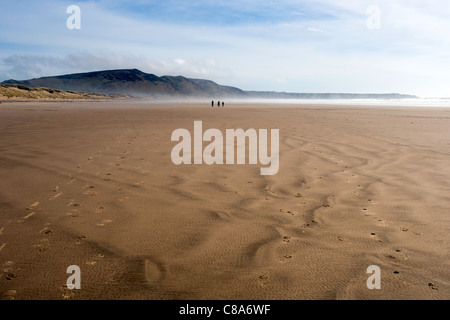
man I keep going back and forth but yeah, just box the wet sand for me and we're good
[0,101,449,300]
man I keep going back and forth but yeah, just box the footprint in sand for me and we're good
[49,192,63,201]
[82,185,97,196]
[96,219,112,227]
[4,289,17,300]
[370,232,382,242]
[428,282,439,290]
[5,272,18,280]
[60,285,76,300]
[76,235,86,245]
[40,226,53,235]
[65,210,79,218]
[301,223,311,228]
[26,202,39,210]
[17,211,36,222]
[33,238,50,252]
[3,261,17,280]
[67,200,80,207]
[258,274,269,287]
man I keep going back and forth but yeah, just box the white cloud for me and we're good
[174,58,186,65]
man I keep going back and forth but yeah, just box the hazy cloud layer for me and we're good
[1,53,233,83]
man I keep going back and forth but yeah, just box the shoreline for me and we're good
[2,97,450,110]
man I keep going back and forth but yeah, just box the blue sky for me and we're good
[1,0,450,97]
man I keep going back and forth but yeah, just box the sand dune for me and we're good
[0,84,124,100]
[0,101,449,300]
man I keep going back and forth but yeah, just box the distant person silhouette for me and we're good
[211,100,214,107]
[222,101,224,107]
[218,101,221,107]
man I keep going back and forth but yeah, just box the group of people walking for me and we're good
[211,100,224,107]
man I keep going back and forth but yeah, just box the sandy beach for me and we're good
[0,100,449,300]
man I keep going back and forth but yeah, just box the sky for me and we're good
[1,0,450,97]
